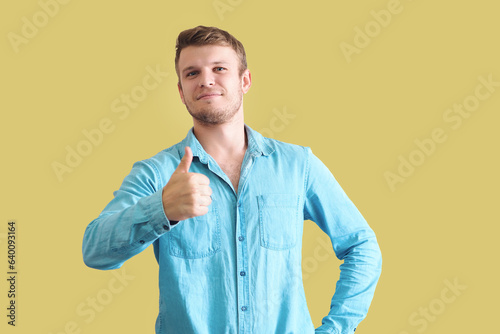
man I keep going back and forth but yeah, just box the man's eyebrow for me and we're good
[211,61,229,65]
[181,66,196,74]
[181,61,230,74]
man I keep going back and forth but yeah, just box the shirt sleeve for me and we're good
[82,159,177,270]
[303,148,382,334]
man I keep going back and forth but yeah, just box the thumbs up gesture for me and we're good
[162,146,212,222]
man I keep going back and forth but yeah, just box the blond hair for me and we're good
[175,26,247,78]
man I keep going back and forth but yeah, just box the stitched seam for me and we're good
[303,147,312,221]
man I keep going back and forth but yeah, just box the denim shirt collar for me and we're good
[178,124,275,163]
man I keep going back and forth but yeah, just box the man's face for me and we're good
[177,45,251,125]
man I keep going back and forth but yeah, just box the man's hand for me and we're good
[162,146,212,222]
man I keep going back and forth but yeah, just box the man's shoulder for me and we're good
[135,140,184,173]
[259,134,310,158]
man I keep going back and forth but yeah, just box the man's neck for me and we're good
[192,110,247,160]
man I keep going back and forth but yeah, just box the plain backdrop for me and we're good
[1,0,499,333]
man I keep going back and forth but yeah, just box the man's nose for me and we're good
[199,71,215,87]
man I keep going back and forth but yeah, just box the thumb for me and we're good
[174,146,193,174]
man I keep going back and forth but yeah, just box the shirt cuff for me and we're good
[147,188,179,234]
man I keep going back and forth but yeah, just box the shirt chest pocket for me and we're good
[168,205,221,259]
[258,193,301,250]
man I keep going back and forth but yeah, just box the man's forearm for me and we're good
[82,160,175,270]
[315,231,382,333]
[82,189,172,270]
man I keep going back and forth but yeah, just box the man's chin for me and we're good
[186,98,242,125]
[189,110,232,126]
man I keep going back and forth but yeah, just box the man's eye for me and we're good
[186,71,197,77]
[215,67,225,71]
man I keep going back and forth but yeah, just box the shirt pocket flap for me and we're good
[257,193,301,250]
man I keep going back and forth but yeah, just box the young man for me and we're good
[82,26,382,334]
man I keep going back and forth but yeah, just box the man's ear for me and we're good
[241,69,252,94]
[177,82,186,105]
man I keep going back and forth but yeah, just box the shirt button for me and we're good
[240,271,246,276]
[238,236,244,241]
[162,225,169,230]
[241,306,247,311]
[237,202,241,207]
[139,240,145,244]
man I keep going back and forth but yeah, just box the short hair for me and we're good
[175,25,247,78]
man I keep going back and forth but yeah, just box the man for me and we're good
[82,26,382,334]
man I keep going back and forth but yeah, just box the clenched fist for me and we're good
[162,146,212,222]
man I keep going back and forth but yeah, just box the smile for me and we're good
[197,93,222,100]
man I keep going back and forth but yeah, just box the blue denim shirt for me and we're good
[82,125,382,334]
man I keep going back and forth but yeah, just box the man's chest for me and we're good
[218,159,243,192]
[162,152,308,258]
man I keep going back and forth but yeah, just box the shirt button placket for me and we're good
[236,198,249,333]
[236,157,254,334]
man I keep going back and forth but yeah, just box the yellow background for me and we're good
[1,0,499,333]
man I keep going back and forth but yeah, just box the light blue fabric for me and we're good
[82,125,382,334]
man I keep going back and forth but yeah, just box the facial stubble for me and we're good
[183,86,243,126]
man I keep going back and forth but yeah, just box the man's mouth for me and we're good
[197,92,222,100]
